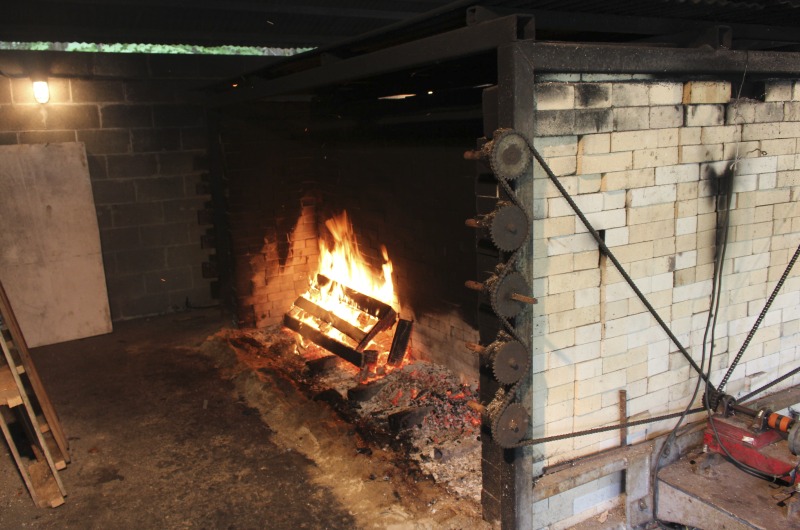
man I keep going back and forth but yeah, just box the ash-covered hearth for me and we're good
[226,326,483,502]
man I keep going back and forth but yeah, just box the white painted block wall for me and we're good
[528,76,800,528]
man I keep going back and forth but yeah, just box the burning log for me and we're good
[387,318,413,367]
[284,274,397,368]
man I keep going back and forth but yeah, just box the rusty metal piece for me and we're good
[490,272,532,319]
[488,129,531,181]
[492,403,529,448]
[491,340,529,386]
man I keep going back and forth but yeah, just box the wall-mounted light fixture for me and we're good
[31,74,49,104]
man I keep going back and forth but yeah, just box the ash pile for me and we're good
[227,327,482,503]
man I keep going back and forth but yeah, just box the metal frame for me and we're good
[211,11,800,530]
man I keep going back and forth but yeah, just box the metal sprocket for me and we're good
[489,129,532,181]
[489,202,529,252]
[492,340,529,385]
[490,271,530,319]
[492,403,530,448]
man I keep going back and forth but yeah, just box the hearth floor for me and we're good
[0,309,486,530]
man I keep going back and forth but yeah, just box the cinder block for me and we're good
[754,102,784,123]
[612,83,649,107]
[741,122,776,142]
[575,83,611,109]
[536,83,575,110]
[579,133,610,154]
[683,81,731,104]
[676,198,698,218]
[655,163,699,185]
[629,184,677,207]
[535,110,576,136]
[794,81,800,101]
[576,209,626,234]
[679,127,702,145]
[676,216,698,236]
[701,125,740,144]
[628,203,675,225]
[610,130,658,152]
[102,103,153,128]
[578,174,602,194]
[578,151,633,174]
[603,227,629,247]
[633,146,679,169]
[534,135,579,157]
[657,128,680,147]
[764,81,794,102]
[574,109,614,134]
[71,79,125,103]
[783,102,800,122]
[575,370,627,399]
[734,155,778,175]
[649,82,683,105]
[650,105,683,129]
[548,269,601,295]
[685,105,724,127]
[629,219,674,243]
[547,156,578,176]
[761,138,796,156]
[574,250,600,270]
[548,233,598,257]
[680,144,723,164]
[779,121,800,137]
[613,107,649,131]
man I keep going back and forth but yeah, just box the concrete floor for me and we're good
[0,309,485,530]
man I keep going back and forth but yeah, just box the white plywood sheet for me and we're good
[0,143,112,347]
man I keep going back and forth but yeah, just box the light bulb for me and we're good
[32,80,49,104]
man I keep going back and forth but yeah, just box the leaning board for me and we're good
[0,143,112,346]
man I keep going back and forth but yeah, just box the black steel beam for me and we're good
[520,41,800,75]
[210,15,524,106]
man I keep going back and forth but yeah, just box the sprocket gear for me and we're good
[488,202,529,252]
[488,129,532,181]
[490,271,531,319]
[492,340,529,385]
[492,403,530,448]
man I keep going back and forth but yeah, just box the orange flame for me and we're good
[315,211,398,310]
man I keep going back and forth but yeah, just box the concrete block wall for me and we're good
[529,76,800,524]
[0,51,271,320]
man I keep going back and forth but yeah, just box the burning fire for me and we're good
[288,210,408,377]
[315,211,398,310]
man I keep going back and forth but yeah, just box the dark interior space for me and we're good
[217,71,491,375]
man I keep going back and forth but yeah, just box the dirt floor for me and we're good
[0,309,488,529]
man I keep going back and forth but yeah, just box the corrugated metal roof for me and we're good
[2,0,800,50]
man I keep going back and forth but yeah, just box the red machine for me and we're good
[704,395,800,484]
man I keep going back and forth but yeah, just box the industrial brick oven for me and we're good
[206,5,800,529]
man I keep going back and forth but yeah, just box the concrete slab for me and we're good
[658,450,800,529]
[0,309,486,529]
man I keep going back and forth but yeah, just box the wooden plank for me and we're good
[0,280,70,463]
[0,364,23,408]
[28,461,65,508]
[291,295,368,344]
[533,442,654,501]
[0,320,66,497]
[0,408,41,507]
[0,143,112,347]
[283,313,366,367]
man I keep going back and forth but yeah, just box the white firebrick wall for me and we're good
[528,76,800,473]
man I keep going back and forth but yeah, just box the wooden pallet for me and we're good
[0,279,68,507]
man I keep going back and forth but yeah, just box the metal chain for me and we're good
[483,131,712,448]
[718,242,800,393]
